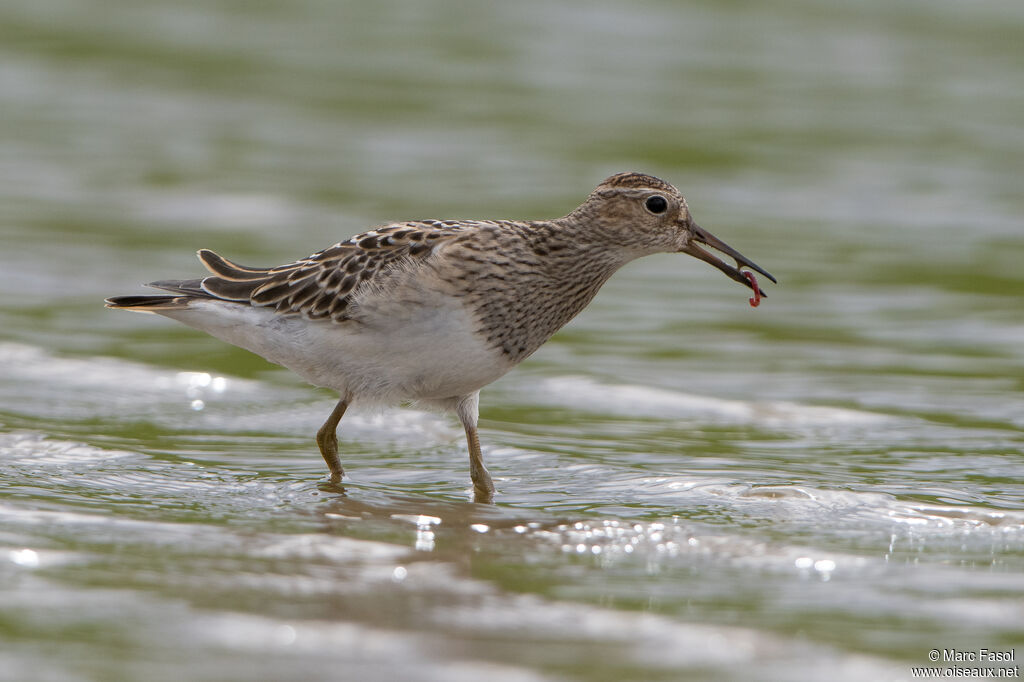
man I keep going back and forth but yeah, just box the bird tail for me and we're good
[105,278,207,311]
[105,249,273,312]
[104,294,192,311]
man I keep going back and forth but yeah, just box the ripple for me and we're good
[0,342,455,442]
[527,375,891,430]
[0,431,138,467]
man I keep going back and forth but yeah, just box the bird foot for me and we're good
[471,467,495,504]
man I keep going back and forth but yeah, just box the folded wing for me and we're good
[107,221,474,320]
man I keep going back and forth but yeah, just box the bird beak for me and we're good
[680,223,777,293]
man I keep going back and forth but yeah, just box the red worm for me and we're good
[744,271,762,307]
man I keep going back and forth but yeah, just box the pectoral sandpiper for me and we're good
[106,172,775,502]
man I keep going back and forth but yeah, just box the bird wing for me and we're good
[188,221,483,322]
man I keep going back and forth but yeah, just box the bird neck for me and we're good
[470,220,631,362]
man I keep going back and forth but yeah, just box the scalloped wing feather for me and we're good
[196,221,480,322]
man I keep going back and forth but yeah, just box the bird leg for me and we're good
[464,424,494,504]
[316,398,348,483]
[454,392,494,503]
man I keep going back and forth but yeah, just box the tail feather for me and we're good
[200,277,261,302]
[146,278,205,295]
[147,275,259,302]
[198,249,270,281]
[104,295,192,311]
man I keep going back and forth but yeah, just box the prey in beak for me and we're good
[680,223,777,304]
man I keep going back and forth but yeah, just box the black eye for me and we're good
[644,195,668,214]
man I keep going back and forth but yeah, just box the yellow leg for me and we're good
[315,399,348,483]
[453,392,493,503]
[465,424,494,504]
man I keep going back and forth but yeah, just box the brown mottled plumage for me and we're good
[106,172,775,502]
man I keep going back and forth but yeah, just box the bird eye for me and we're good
[644,195,668,214]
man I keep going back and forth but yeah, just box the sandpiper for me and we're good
[106,172,774,502]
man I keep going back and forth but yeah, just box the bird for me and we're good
[106,172,775,503]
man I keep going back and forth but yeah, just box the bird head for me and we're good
[575,172,776,296]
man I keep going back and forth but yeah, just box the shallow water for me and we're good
[2,0,1023,680]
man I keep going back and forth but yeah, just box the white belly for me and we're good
[159,297,513,404]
